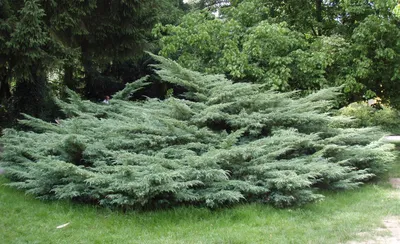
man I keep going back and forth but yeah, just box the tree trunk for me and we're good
[316,0,322,23]
[62,64,75,99]
[82,55,98,99]
[314,0,323,36]
[0,77,11,104]
[12,66,54,120]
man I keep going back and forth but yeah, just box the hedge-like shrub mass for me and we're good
[0,55,394,209]
[339,102,400,134]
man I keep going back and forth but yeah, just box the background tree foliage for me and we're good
[0,0,61,120]
[156,0,400,106]
[0,0,186,127]
[0,55,394,209]
[2,0,400,126]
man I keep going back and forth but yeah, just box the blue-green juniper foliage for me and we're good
[0,55,394,209]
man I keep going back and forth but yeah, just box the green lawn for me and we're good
[1,174,399,244]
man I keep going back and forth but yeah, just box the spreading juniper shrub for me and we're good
[0,55,394,209]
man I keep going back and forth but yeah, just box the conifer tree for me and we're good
[2,0,58,119]
[0,55,394,209]
[0,0,184,122]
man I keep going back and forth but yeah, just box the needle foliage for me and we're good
[0,55,394,209]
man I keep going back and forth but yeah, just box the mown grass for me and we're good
[1,172,399,244]
[389,159,400,178]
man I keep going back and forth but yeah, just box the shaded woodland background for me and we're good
[2,0,400,129]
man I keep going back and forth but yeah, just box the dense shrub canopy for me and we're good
[339,102,400,134]
[0,55,394,209]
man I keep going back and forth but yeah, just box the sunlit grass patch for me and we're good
[1,175,399,244]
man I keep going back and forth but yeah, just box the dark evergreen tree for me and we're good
[0,0,185,124]
[37,0,186,100]
[0,0,60,120]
